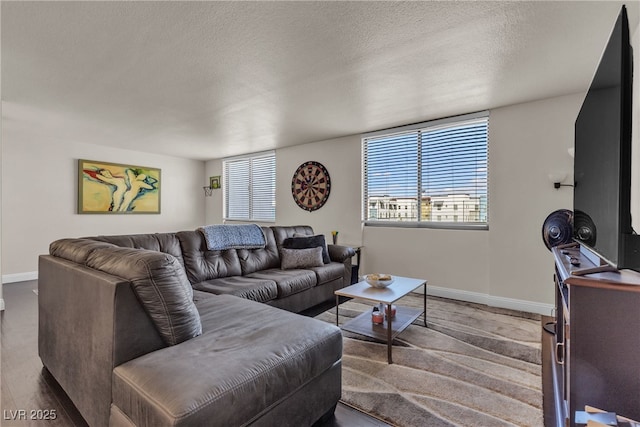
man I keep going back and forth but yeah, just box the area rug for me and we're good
[315,293,543,427]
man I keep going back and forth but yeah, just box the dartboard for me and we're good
[291,161,331,212]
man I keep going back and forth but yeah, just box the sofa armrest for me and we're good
[328,245,356,287]
[38,255,165,427]
[328,244,356,263]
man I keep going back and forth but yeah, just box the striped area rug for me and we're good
[315,294,543,427]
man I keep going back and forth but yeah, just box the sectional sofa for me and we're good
[38,225,355,427]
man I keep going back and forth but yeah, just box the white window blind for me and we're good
[363,113,488,228]
[364,132,418,221]
[224,152,275,221]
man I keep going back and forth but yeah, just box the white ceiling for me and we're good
[2,1,637,161]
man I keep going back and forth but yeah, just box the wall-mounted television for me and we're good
[573,5,640,271]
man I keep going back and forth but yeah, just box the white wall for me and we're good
[361,95,578,313]
[204,136,363,246]
[1,4,4,308]
[1,128,205,279]
[2,91,579,312]
[275,136,363,245]
[488,94,579,306]
[204,160,224,225]
[3,5,637,312]
[209,94,578,314]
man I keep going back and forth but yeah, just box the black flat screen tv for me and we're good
[573,5,640,270]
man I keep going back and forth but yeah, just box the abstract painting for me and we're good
[78,159,161,214]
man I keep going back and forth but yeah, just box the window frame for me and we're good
[362,111,489,230]
[223,151,276,222]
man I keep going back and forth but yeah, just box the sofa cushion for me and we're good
[236,227,280,275]
[111,295,342,427]
[192,276,278,303]
[89,233,185,268]
[309,262,346,285]
[49,238,118,264]
[271,225,315,247]
[283,234,330,264]
[85,246,201,346]
[176,231,242,283]
[246,268,316,298]
[280,247,324,270]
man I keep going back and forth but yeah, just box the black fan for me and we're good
[573,210,597,248]
[542,209,574,336]
[542,209,574,251]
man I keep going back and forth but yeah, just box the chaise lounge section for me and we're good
[38,225,355,427]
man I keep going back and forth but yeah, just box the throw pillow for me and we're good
[282,234,330,264]
[280,247,324,270]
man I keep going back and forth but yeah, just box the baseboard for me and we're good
[426,285,554,316]
[2,271,38,284]
[487,294,554,316]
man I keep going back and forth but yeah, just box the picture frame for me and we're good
[210,175,221,189]
[78,159,161,214]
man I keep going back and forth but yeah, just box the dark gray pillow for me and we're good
[280,247,324,270]
[283,234,330,264]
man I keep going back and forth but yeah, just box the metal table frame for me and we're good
[334,276,427,364]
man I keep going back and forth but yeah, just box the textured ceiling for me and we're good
[2,1,637,160]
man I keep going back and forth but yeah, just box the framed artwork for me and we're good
[210,175,221,189]
[78,159,161,214]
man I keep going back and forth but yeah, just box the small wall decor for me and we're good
[78,159,161,214]
[210,176,221,189]
[291,161,331,212]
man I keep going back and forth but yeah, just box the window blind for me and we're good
[363,114,488,228]
[250,154,276,221]
[224,151,275,221]
[363,132,418,220]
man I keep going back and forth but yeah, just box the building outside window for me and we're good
[363,112,488,229]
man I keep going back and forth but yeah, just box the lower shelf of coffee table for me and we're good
[341,305,423,342]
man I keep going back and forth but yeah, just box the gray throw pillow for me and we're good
[280,247,324,270]
[283,234,331,264]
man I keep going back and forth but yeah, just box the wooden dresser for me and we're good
[550,244,640,426]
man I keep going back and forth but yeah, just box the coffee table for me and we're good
[334,276,427,364]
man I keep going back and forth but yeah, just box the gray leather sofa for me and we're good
[38,225,355,427]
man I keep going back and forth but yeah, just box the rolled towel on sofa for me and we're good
[197,224,266,251]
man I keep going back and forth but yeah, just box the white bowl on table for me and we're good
[364,274,394,288]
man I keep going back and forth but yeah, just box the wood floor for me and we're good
[0,281,389,427]
[541,317,557,427]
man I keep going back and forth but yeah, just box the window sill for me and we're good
[363,221,488,231]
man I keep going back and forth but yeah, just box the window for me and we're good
[224,151,275,221]
[363,112,488,229]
